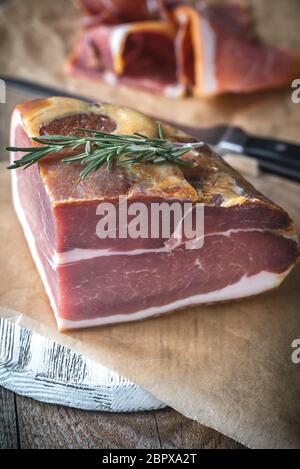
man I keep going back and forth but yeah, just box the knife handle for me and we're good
[243,136,300,182]
[256,160,300,182]
[244,136,300,162]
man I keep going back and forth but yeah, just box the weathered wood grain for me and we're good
[152,409,243,449]
[0,387,19,449]
[16,394,161,449]
[14,393,244,449]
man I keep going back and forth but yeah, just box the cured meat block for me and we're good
[10,97,299,330]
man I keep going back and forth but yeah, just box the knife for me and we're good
[177,123,300,182]
[2,76,300,182]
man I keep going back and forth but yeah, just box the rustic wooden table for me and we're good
[1,0,299,450]
[0,387,244,449]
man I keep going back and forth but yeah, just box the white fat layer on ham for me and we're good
[103,71,118,86]
[57,269,288,330]
[10,110,59,321]
[109,24,131,73]
[164,83,185,98]
[200,18,218,95]
[146,0,159,15]
[54,228,294,266]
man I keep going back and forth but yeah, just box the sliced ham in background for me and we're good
[174,2,300,96]
[68,21,185,97]
[69,1,300,97]
[76,0,152,24]
[76,0,181,25]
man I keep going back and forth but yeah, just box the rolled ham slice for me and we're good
[174,3,300,96]
[68,21,185,97]
[70,1,300,97]
[10,97,299,330]
[76,0,181,25]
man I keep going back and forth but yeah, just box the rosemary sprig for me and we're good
[6,123,204,178]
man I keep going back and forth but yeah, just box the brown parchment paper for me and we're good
[1,0,300,449]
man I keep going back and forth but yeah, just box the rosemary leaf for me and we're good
[157,122,164,140]
[6,123,203,178]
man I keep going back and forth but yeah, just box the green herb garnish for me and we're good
[6,123,203,178]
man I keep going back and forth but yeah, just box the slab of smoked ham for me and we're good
[10,97,299,330]
[69,0,300,97]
